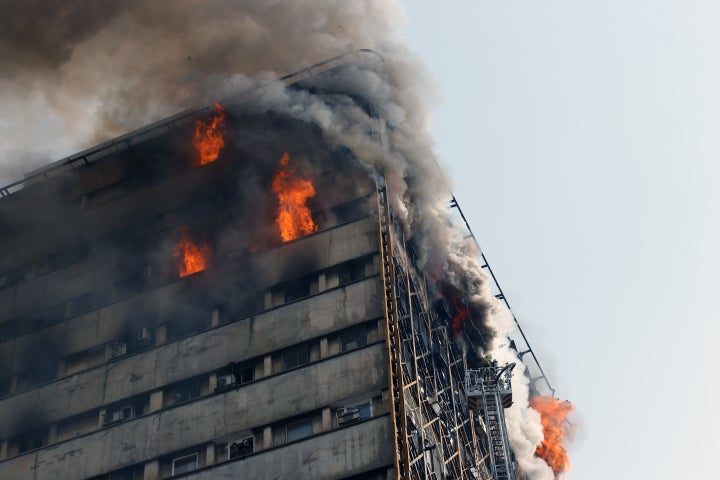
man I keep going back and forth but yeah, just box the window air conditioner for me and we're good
[110,342,127,358]
[104,406,133,425]
[215,374,236,391]
[337,406,362,425]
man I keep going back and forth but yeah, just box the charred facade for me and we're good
[0,57,527,480]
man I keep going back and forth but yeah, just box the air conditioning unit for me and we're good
[215,374,236,392]
[228,436,254,459]
[337,406,362,425]
[137,325,153,346]
[104,406,133,425]
[110,342,127,359]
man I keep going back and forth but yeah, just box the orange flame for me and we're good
[271,152,318,242]
[174,228,211,277]
[451,303,468,334]
[193,103,226,165]
[530,396,574,474]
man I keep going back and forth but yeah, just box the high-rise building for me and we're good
[0,54,528,480]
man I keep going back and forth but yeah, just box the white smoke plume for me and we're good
[0,1,553,478]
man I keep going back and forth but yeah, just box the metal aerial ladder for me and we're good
[465,364,517,480]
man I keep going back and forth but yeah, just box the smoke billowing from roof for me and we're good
[0,2,554,478]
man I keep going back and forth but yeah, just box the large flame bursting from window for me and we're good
[271,152,318,242]
[530,396,574,474]
[193,103,226,165]
[174,228,211,277]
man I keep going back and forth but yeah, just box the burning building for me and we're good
[0,50,567,480]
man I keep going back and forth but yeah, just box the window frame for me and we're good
[285,418,313,443]
[282,343,310,370]
[171,452,199,476]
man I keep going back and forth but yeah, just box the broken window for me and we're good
[282,344,310,370]
[227,436,254,459]
[340,324,368,352]
[285,418,313,442]
[171,452,198,476]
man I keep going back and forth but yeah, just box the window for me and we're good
[170,378,201,404]
[172,453,198,476]
[340,324,368,352]
[282,344,310,370]
[103,405,134,426]
[286,418,313,442]
[231,362,255,385]
[338,258,365,285]
[337,401,372,425]
[284,279,310,302]
[16,430,45,453]
[228,436,254,459]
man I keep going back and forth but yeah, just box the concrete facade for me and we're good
[0,109,396,479]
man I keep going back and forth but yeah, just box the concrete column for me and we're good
[263,355,273,376]
[318,272,327,292]
[211,308,221,327]
[263,426,273,449]
[97,409,106,429]
[319,337,329,358]
[326,272,340,289]
[149,390,164,412]
[144,460,159,480]
[322,407,333,431]
[205,442,215,466]
[264,291,273,309]
[154,324,167,346]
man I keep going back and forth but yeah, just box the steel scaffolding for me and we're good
[378,185,496,479]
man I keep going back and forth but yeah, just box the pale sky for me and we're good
[401,1,720,478]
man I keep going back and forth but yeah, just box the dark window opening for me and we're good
[215,361,254,392]
[231,362,255,385]
[330,197,370,224]
[282,344,310,370]
[338,258,366,286]
[340,324,368,352]
[0,376,12,397]
[89,465,143,480]
[169,377,201,404]
[286,418,313,443]
[16,430,46,454]
[284,278,311,302]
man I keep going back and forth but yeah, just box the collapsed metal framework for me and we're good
[378,186,495,480]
